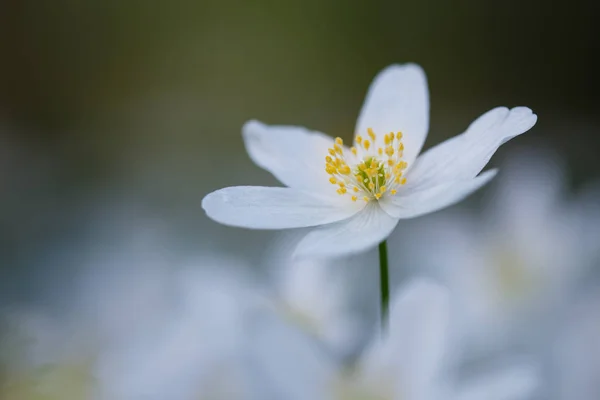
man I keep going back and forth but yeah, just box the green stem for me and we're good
[378,240,390,330]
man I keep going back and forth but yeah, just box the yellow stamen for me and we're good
[324,126,409,201]
[339,165,351,175]
[367,128,376,141]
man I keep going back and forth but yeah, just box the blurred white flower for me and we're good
[391,150,598,354]
[268,248,364,360]
[331,280,451,400]
[552,290,600,400]
[0,216,182,399]
[249,279,539,400]
[202,64,537,257]
[96,263,261,400]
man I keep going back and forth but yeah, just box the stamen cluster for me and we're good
[325,128,408,202]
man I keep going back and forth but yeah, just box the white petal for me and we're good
[242,310,336,400]
[293,202,398,257]
[405,107,537,188]
[380,170,497,219]
[202,186,362,229]
[355,64,429,166]
[453,364,539,400]
[243,120,335,192]
[360,279,450,399]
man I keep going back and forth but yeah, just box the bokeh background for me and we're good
[0,1,599,396]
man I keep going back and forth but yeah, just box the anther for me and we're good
[390,189,397,195]
[356,136,363,144]
[329,177,337,184]
[363,140,371,150]
[335,137,343,146]
[367,128,376,141]
[351,195,358,202]
[339,165,351,175]
[351,147,357,156]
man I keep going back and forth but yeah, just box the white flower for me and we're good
[97,265,260,400]
[202,64,537,257]
[248,279,539,400]
[267,243,365,360]
[390,150,598,354]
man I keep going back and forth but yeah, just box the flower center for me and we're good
[325,128,408,202]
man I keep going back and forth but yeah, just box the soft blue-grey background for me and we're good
[1,0,599,304]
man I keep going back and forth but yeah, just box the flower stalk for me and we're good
[379,240,390,330]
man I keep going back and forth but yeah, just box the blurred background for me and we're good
[0,1,599,398]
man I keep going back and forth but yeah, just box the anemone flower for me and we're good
[202,64,537,257]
